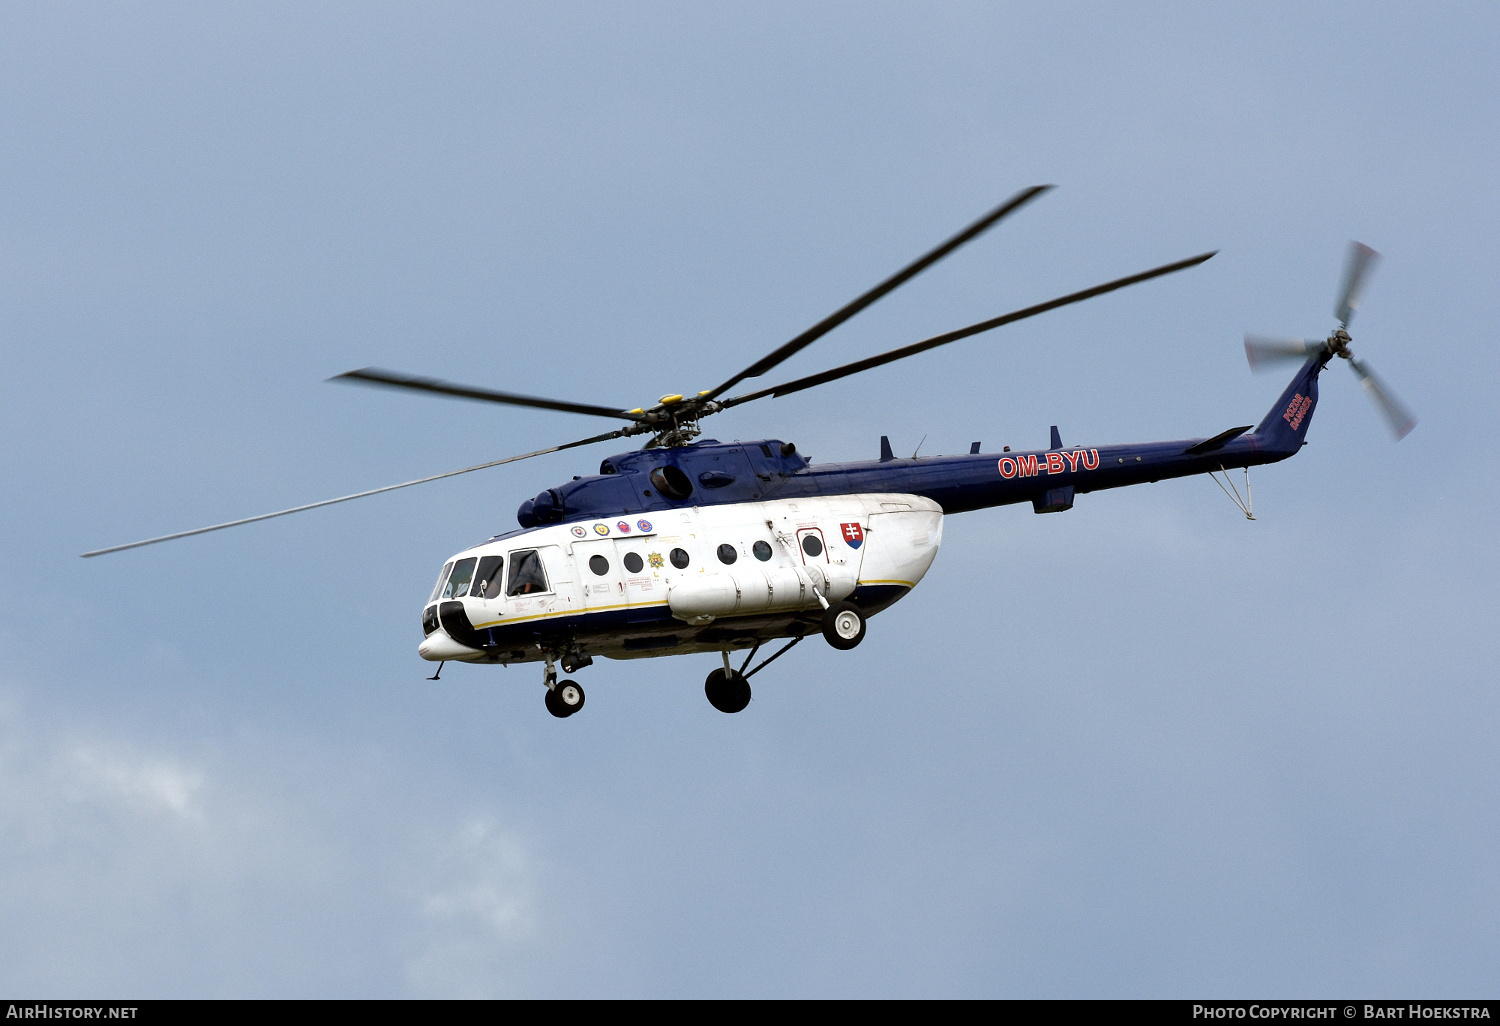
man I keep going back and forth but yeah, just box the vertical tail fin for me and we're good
[1251,355,1325,454]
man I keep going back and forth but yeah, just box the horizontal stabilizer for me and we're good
[1183,425,1254,455]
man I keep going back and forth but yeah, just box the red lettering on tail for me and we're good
[1284,393,1313,430]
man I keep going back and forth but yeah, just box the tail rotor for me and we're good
[1244,242,1416,440]
[1348,356,1418,440]
[1243,335,1324,371]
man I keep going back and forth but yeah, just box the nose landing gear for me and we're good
[545,679,585,717]
[542,653,586,718]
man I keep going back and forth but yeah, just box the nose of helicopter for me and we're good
[418,630,482,661]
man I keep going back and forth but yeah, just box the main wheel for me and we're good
[821,601,866,650]
[704,668,751,714]
[555,679,585,715]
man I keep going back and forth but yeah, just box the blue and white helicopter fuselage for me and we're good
[86,186,1408,718]
[419,348,1325,694]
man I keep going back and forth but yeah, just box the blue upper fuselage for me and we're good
[512,353,1325,532]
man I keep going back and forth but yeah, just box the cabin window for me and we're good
[470,555,504,599]
[429,562,454,604]
[506,549,550,596]
[623,552,644,574]
[589,555,610,576]
[649,466,693,501]
[717,543,738,565]
[443,557,478,599]
[753,540,772,561]
[669,548,690,569]
[801,534,824,557]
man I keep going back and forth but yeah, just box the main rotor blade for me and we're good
[1335,242,1379,328]
[332,368,644,422]
[1244,335,1324,371]
[81,428,630,558]
[1348,357,1417,440]
[699,185,1052,403]
[722,251,1216,407]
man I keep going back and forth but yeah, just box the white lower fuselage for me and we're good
[418,493,944,664]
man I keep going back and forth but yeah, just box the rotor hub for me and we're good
[1328,327,1353,360]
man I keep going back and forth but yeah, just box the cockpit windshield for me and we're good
[442,557,477,599]
[428,561,454,604]
[471,555,504,599]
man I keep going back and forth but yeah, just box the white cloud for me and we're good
[0,685,571,997]
[403,816,550,998]
[65,744,205,820]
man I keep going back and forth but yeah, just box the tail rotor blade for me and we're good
[1244,335,1322,371]
[1348,357,1417,440]
[1335,242,1380,328]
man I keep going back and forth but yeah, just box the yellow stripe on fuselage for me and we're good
[471,581,910,630]
[472,600,668,630]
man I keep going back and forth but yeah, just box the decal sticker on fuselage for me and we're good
[997,449,1100,479]
[1284,393,1313,430]
[841,523,864,549]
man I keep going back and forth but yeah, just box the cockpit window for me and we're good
[429,562,454,604]
[442,557,478,599]
[470,555,504,599]
[507,549,550,596]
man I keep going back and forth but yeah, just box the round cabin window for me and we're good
[589,555,609,576]
[801,533,824,557]
[752,540,772,561]
[623,552,644,574]
[716,543,738,565]
[670,548,690,569]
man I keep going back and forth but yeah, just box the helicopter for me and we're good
[84,186,1415,718]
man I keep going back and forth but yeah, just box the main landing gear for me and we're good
[542,654,586,718]
[702,602,870,714]
[705,660,752,714]
[820,601,866,650]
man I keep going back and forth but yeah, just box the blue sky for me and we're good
[2,2,1496,997]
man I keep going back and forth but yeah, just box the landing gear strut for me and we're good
[542,653,585,718]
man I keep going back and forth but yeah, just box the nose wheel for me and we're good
[542,653,585,718]
[546,679,585,718]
